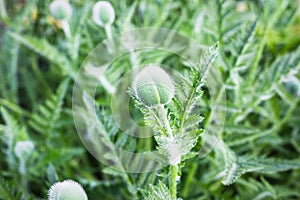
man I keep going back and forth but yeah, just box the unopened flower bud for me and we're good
[133,65,175,107]
[50,0,72,21]
[48,180,88,200]
[92,1,115,27]
[14,140,35,161]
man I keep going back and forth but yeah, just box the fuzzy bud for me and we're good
[92,1,115,27]
[133,65,175,107]
[50,0,72,21]
[14,140,35,161]
[48,180,88,200]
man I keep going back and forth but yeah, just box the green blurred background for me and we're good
[0,0,300,199]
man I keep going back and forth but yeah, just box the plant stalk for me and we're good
[61,20,71,39]
[157,104,173,137]
[182,162,197,197]
[170,164,178,200]
[105,24,114,53]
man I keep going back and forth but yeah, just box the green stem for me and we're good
[100,75,115,94]
[10,41,20,104]
[105,24,112,39]
[104,24,114,54]
[61,20,71,39]
[130,50,139,69]
[157,104,173,137]
[247,0,288,86]
[182,163,197,198]
[247,30,266,86]
[170,165,178,200]
[278,97,300,129]
[20,160,29,199]
[0,0,10,26]
[217,0,223,47]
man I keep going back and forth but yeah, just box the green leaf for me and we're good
[0,180,13,200]
[222,156,300,185]
[198,42,219,78]
[29,79,69,134]
[103,167,125,178]
[8,32,75,78]
[47,164,59,185]
[144,181,172,200]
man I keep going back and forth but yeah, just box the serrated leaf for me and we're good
[144,181,172,200]
[222,156,300,185]
[183,115,204,130]
[103,167,125,178]
[29,79,69,134]
[8,32,74,77]
[274,83,295,105]
[198,42,219,78]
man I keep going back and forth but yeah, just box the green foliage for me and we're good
[223,156,300,185]
[28,78,69,134]
[8,33,74,77]
[0,177,15,200]
[143,181,180,200]
[0,0,299,199]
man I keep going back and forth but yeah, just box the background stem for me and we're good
[61,20,71,39]
[182,163,197,198]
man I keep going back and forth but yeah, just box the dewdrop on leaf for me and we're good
[14,140,35,161]
[93,1,115,27]
[48,180,88,200]
[50,0,72,21]
[133,65,175,107]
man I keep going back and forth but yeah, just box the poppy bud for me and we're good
[48,180,88,200]
[50,0,72,21]
[14,140,34,161]
[92,1,115,27]
[133,65,175,107]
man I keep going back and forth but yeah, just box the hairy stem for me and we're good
[170,164,178,200]
[105,24,113,38]
[157,104,173,137]
[105,24,114,54]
